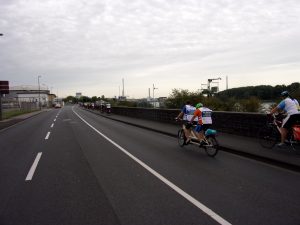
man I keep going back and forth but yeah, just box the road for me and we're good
[0,105,299,225]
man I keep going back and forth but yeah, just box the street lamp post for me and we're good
[38,76,41,110]
[42,83,50,108]
[153,84,158,108]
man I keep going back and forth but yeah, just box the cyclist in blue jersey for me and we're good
[270,91,300,147]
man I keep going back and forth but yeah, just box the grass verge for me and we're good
[2,109,39,120]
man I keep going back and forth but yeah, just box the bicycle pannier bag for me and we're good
[292,125,300,141]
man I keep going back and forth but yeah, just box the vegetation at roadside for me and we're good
[216,82,300,100]
[3,109,39,120]
[165,89,261,112]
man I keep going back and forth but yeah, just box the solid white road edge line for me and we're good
[72,107,232,225]
[25,152,42,181]
[45,132,51,140]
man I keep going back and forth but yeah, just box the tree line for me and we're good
[63,82,300,112]
[165,82,300,112]
[216,82,300,100]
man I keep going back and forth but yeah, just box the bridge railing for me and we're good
[111,106,266,138]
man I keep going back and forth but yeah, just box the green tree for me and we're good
[165,89,204,109]
[240,97,261,112]
[79,96,91,103]
[91,96,98,102]
[63,96,77,103]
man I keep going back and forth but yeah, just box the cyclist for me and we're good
[199,104,213,130]
[176,101,196,144]
[187,103,211,145]
[269,91,300,147]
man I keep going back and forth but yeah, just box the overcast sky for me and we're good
[1,0,300,98]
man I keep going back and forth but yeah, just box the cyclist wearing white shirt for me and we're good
[270,91,300,147]
[176,101,196,123]
[199,106,213,128]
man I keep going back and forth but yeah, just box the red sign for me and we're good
[0,81,9,94]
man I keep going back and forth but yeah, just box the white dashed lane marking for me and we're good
[45,132,51,140]
[25,152,42,181]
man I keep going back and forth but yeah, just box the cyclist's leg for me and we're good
[194,124,205,143]
[280,127,288,143]
[184,128,192,142]
[281,115,294,144]
[183,122,193,143]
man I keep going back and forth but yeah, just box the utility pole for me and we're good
[226,76,228,90]
[38,75,41,110]
[153,84,158,108]
[122,78,125,98]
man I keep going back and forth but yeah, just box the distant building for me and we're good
[76,92,82,99]
[5,85,52,107]
[118,96,127,101]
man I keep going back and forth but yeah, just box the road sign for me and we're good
[0,81,9,94]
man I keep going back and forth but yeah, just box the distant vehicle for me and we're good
[54,103,61,108]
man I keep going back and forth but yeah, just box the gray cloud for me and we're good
[1,0,300,97]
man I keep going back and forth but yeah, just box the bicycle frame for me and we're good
[182,124,201,143]
[261,114,300,150]
[183,123,218,147]
[269,115,282,134]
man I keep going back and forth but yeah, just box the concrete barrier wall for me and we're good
[111,106,266,137]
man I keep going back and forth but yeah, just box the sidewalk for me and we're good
[86,109,300,168]
[0,109,50,131]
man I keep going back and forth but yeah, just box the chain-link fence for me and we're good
[2,97,39,112]
[0,97,49,120]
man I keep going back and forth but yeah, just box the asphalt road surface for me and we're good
[0,105,299,225]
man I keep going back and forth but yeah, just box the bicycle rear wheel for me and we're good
[204,136,219,157]
[258,126,279,149]
[288,132,300,152]
[178,129,185,147]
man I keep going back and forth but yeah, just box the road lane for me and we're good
[65,106,220,224]
[1,107,121,225]
[0,109,59,214]
[73,106,300,225]
[73,107,231,225]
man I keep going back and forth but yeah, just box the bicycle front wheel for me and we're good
[178,129,185,147]
[205,136,219,157]
[258,126,279,149]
